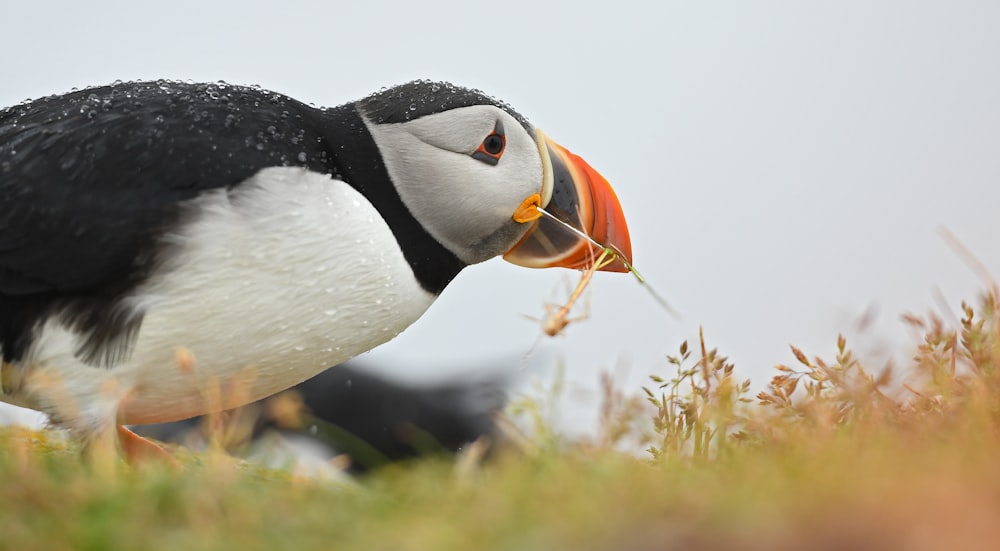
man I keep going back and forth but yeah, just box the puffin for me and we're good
[0,79,631,457]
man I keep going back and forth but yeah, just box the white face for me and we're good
[362,105,543,265]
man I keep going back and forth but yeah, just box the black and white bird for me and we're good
[0,79,631,456]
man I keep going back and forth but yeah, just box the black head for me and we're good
[357,80,532,131]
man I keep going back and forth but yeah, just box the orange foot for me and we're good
[116,425,179,467]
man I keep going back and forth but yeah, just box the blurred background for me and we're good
[2,0,998,438]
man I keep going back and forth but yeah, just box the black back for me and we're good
[289,365,505,471]
[0,80,470,365]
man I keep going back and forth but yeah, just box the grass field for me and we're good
[3,292,1000,550]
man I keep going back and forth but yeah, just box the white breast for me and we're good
[13,167,436,433]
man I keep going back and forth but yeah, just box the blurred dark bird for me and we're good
[135,362,509,474]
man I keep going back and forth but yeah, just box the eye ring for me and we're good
[482,134,504,155]
[471,121,506,166]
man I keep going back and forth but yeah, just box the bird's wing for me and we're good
[0,81,334,295]
[0,81,335,364]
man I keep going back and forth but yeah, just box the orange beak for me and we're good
[504,130,632,272]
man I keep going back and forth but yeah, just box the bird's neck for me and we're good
[313,104,465,295]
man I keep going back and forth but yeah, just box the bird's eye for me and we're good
[472,121,506,166]
[483,134,504,155]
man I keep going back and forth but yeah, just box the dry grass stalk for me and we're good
[538,247,614,337]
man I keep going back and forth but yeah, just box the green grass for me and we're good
[4,293,1000,550]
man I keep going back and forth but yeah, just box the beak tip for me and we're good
[603,244,633,273]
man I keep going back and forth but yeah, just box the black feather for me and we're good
[0,81,342,364]
[0,80,481,366]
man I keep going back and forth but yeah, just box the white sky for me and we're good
[3,0,1000,426]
